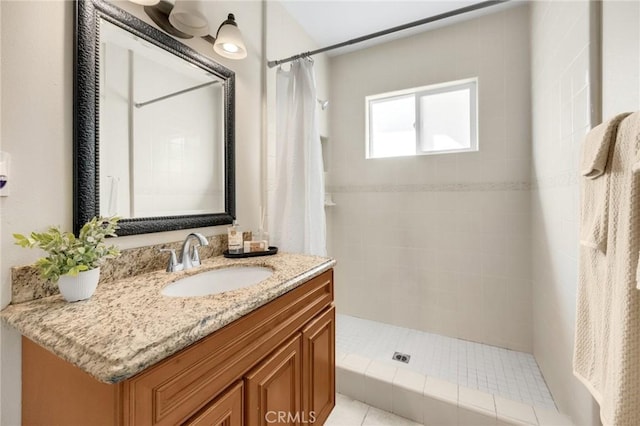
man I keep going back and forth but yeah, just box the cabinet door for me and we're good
[245,335,302,425]
[302,306,335,425]
[184,381,243,426]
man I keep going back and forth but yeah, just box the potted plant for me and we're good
[14,216,120,302]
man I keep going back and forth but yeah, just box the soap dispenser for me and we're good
[227,221,243,254]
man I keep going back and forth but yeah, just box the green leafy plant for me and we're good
[14,217,121,283]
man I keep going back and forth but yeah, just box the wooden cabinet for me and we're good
[185,381,243,426]
[22,269,335,426]
[302,306,335,425]
[245,335,302,425]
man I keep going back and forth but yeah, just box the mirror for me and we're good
[75,0,235,236]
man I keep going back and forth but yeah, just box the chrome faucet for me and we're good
[159,232,209,272]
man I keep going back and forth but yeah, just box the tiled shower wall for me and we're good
[529,1,640,425]
[602,0,640,118]
[328,5,532,352]
[331,190,531,352]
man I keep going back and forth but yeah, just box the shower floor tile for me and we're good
[336,314,557,411]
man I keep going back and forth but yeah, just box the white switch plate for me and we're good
[0,151,10,197]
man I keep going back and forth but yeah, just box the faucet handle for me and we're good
[159,248,181,272]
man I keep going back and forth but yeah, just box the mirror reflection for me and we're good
[99,19,225,219]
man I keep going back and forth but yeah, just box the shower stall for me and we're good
[328,2,533,351]
[268,0,605,423]
[324,2,587,424]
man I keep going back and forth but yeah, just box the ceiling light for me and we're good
[213,14,247,60]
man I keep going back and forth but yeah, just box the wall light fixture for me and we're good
[135,0,247,60]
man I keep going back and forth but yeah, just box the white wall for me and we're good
[329,5,532,352]
[0,1,264,424]
[530,2,601,425]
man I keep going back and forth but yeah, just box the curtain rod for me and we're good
[267,0,508,68]
[134,81,219,108]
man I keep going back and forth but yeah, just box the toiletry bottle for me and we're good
[227,221,243,254]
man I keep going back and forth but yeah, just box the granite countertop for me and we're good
[0,253,335,384]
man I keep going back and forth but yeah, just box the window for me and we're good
[366,78,478,158]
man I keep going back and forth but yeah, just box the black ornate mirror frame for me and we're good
[74,0,235,236]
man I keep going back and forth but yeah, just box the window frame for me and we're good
[365,77,479,159]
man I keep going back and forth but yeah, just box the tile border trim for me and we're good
[328,182,532,193]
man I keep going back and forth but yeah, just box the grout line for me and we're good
[533,405,541,426]
[360,406,370,426]
[492,393,497,419]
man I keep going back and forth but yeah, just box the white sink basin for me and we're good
[161,267,274,297]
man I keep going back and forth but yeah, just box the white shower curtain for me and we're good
[270,59,326,256]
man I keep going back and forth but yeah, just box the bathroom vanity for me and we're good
[2,253,335,425]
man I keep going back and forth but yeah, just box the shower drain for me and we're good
[392,352,411,363]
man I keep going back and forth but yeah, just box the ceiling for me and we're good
[278,0,519,56]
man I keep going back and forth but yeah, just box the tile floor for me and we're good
[326,393,422,426]
[336,314,556,410]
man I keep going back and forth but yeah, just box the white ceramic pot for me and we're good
[57,267,100,302]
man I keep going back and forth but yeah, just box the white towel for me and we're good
[574,112,640,426]
[579,113,630,252]
[581,112,630,178]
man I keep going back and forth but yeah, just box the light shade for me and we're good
[213,14,247,60]
[144,0,193,39]
[129,0,160,5]
[169,0,209,37]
